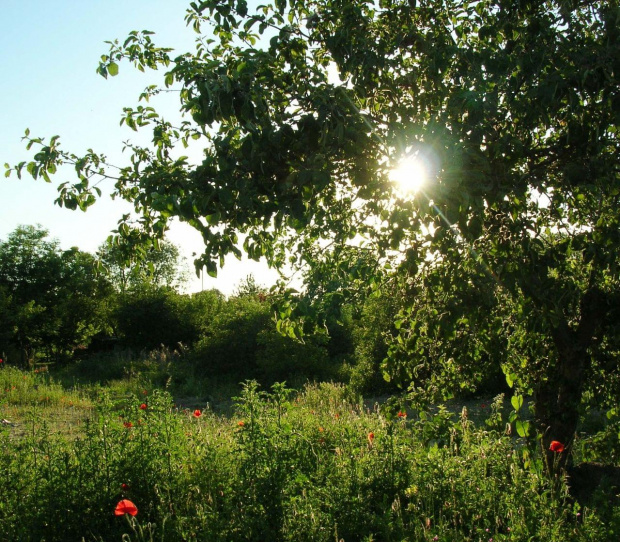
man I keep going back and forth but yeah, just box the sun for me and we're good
[389,155,427,194]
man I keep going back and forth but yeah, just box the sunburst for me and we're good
[389,155,427,194]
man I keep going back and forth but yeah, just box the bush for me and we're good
[255,329,332,384]
[349,291,401,395]
[191,294,272,377]
[113,287,221,351]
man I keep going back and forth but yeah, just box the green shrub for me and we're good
[255,328,332,384]
[191,295,272,377]
[349,291,401,395]
[113,287,196,350]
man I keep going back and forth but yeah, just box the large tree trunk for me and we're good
[534,289,604,473]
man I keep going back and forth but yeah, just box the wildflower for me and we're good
[237,421,245,427]
[193,409,201,418]
[319,426,324,433]
[549,440,565,453]
[335,413,340,419]
[481,403,487,409]
[0,358,3,363]
[397,411,407,418]
[124,421,133,428]
[139,403,147,410]
[142,389,148,395]
[368,431,375,444]
[114,499,138,517]
[121,483,129,490]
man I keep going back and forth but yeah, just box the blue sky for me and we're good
[1,0,279,295]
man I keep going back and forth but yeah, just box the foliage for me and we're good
[0,225,113,364]
[112,286,220,351]
[98,237,188,293]
[255,328,331,384]
[349,286,402,394]
[1,370,618,541]
[7,0,620,470]
[190,293,273,377]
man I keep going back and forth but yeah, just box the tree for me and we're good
[0,226,113,363]
[97,238,188,293]
[8,0,620,468]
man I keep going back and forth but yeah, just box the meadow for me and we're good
[1,358,618,542]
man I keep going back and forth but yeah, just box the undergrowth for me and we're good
[0,367,618,541]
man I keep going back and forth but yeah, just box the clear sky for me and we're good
[1,0,280,295]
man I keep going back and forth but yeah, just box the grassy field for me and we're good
[1,363,619,541]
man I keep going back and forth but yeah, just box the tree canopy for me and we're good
[98,238,188,293]
[7,0,620,467]
[0,226,113,364]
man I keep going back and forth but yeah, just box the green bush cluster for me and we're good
[0,225,515,399]
[112,289,336,387]
[1,373,617,541]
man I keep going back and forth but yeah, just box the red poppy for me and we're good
[123,421,133,428]
[0,358,3,364]
[237,421,245,427]
[114,499,138,516]
[193,409,201,418]
[397,411,407,418]
[121,483,129,490]
[549,440,565,453]
[142,390,148,395]
[139,403,147,410]
[368,432,375,443]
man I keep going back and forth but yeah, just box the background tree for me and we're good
[97,238,188,293]
[0,226,112,364]
[9,0,620,468]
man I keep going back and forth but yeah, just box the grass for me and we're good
[1,363,619,541]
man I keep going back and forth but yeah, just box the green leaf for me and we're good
[511,394,523,411]
[515,420,529,438]
[206,260,217,277]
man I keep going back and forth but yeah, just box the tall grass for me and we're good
[0,367,617,541]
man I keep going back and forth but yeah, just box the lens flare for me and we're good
[389,155,427,194]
